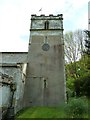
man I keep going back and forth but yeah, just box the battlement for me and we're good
[30,14,63,30]
[31,14,63,20]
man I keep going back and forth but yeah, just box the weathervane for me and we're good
[38,8,43,15]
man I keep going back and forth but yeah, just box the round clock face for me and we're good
[42,43,50,51]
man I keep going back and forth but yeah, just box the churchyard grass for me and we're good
[15,101,89,119]
[15,106,65,118]
[15,97,89,119]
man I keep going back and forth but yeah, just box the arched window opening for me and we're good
[45,21,49,29]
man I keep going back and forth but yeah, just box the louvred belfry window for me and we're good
[45,21,49,29]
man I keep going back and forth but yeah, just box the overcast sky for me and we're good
[0,0,89,52]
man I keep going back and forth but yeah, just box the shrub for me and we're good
[64,97,88,118]
[74,74,90,98]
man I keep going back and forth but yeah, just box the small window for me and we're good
[44,21,49,29]
[44,79,47,88]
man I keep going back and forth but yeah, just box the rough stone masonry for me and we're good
[23,14,66,107]
[0,15,66,113]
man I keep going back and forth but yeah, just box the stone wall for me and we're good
[0,52,27,113]
[0,72,12,119]
[0,52,27,64]
[0,72,11,107]
[23,15,66,107]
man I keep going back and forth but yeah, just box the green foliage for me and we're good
[65,30,90,98]
[66,63,76,93]
[84,30,90,55]
[74,73,90,97]
[66,54,90,98]
[64,97,88,118]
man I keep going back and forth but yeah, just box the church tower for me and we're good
[24,14,66,107]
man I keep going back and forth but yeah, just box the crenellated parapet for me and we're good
[31,14,63,20]
[30,14,63,31]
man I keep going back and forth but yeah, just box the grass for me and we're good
[15,106,89,119]
[15,98,89,119]
[15,106,66,118]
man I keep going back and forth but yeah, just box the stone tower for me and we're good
[23,14,66,107]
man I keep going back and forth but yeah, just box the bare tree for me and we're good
[64,30,85,63]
